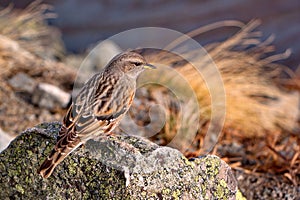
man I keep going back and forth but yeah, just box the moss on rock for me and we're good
[0,122,242,199]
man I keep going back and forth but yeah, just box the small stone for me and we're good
[32,83,70,110]
[0,127,14,152]
[8,72,36,93]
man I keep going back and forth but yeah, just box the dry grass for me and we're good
[0,2,76,134]
[142,20,299,138]
[136,20,299,185]
[0,0,64,59]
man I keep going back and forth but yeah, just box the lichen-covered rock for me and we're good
[0,122,241,199]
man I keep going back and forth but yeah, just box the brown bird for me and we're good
[38,51,155,178]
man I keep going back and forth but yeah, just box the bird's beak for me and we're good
[143,63,156,70]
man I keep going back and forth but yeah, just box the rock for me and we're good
[234,170,299,199]
[0,122,241,199]
[31,83,71,110]
[8,72,36,93]
[8,73,71,110]
[0,127,14,152]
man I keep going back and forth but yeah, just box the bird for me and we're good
[38,51,156,178]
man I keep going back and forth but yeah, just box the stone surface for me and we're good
[234,170,299,199]
[31,83,71,110]
[0,127,14,152]
[8,72,37,93]
[8,73,71,110]
[0,122,241,199]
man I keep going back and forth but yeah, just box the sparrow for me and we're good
[38,51,155,178]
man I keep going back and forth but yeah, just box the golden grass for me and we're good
[0,0,64,59]
[137,20,299,184]
[141,20,299,138]
[0,2,76,134]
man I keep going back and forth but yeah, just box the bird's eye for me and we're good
[132,62,142,66]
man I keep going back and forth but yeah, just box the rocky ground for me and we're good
[0,122,242,199]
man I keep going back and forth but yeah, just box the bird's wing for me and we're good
[93,88,135,121]
[60,73,135,140]
[60,101,111,141]
[92,77,135,121]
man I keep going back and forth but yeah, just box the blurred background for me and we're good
[0,0,299,68]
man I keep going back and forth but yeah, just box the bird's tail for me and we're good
[38,149,65,178]
[38,130,81,178]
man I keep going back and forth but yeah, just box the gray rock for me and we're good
[0,127,14,152]
[8,73,71,110]
[8,72,36,93]
[0,122,241,199]
[31,83,71,110]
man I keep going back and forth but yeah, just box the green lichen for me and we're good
[162,188,171,195]
[214,179,229,199]
[236,190,247,200]
[36,123,49,129]
[183,156,194,168]
[200,181,207,197]
[0,122,238,199]
[203,156,221,178]
[172,189,181,200]
[141,191,147,197]
[67,158,78,176]
[194,157,202,165]
[15,184,24,194]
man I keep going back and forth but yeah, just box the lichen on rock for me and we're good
[0,122,241,199]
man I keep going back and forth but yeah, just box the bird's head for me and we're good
[106,51,156,79]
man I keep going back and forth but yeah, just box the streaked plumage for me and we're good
[38,51,155,178]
